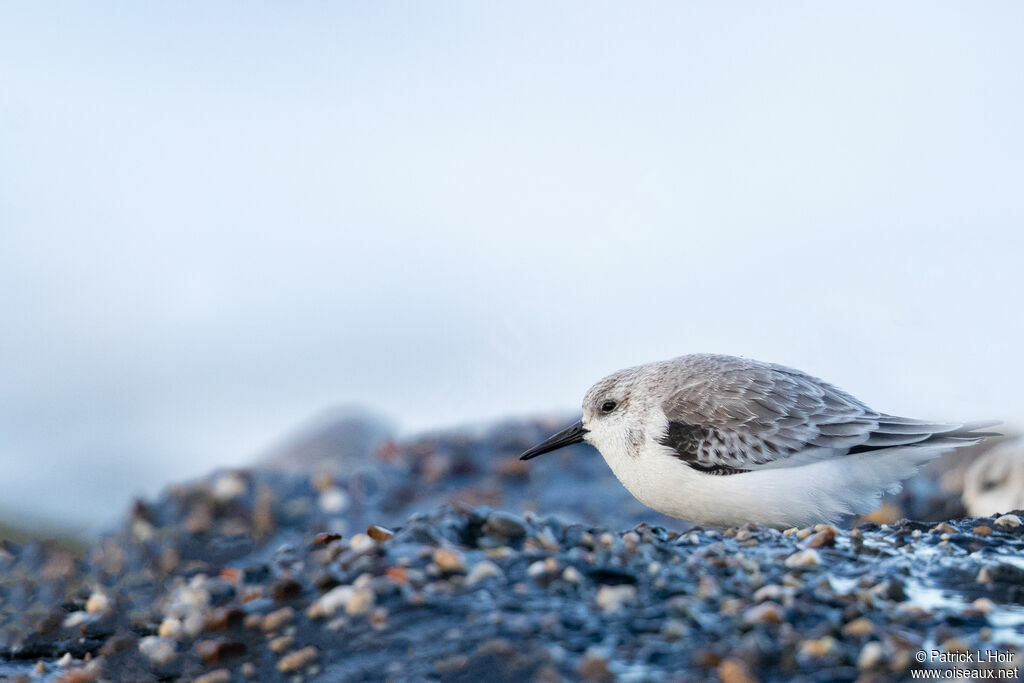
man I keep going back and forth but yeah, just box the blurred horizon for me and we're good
[2,2,1023,532]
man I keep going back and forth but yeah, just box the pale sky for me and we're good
[2,3,1022,530]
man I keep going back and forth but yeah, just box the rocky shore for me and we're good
[1,419,1021,681]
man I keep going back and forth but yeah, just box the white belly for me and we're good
[598,441,942,528]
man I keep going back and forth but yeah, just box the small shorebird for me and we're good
[520,354,996,528]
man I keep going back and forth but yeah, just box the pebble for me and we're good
[213,472,248,501]
[349,533,376,553]
[718,658,757,683]
[158,617,184,640]
[277,645,319,673]
[307,585,375,618]
[973,525,993,536]
[433,548,466,572]
[482,512,527,539]
[784,549,821,568]
[743,602,783,625]
[858,641,885,669]
[577,647,612,680]
[561,566,584,584]
[800,527,836,549]
[138,636,177,667]
[799,636,836,658]
[194,670,232,683]
[842,617,874,636]
[466,560,503,586]
[595,585,636,613]
[85,591,111,615]
[994,514,1022,528]
[318,487,349,514]
[196,639,247,666]
[261,606,295,632]
[269,635,294,653]
[367,524,394,541]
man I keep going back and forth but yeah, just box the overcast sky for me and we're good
[2,3,1022,530]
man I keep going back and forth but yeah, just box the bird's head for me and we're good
[520,369,650,461]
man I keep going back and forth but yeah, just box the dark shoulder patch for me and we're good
[658,421,751,475]
[658,421,708,464]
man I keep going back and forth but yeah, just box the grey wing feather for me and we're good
[658,355,996,472]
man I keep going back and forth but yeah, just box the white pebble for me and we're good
[784,549,821,568]
[994,514,1022,528]
[466,561,503,586]
[561,567,584,584]
[85,591,111,614]
[595,585,636,613]
[212,472,248,501]
[319,487,349,514]
[138,636,177,667]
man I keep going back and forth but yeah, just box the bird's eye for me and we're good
[601,400,617,413]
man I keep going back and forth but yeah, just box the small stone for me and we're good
[241,662,256,678]
[466,561,503,586]
[977,567,993,583]
[311,532,342,547]
[271,578,303,601]
[213,472,248,501]
[800,527,836,549]
[483,512,527,539]
[433,548,465,572]
[269,635,294,653]
[366,525,394,541]
[969,597,995,614]
[842,617,874,636]
[799,636,836,658]
[318,487,349,513]
[307,585,375,618]
[158,617,183,640]
[196,639,246,666]
[931,522,957,534]
[85,592,111,615]
[261,606,295,632]
[561,566,584,584]
[940,638,969,654]
[35,661,46,674]
[578,647,612,679]
[718,659,756,683]
[858,641,884,669]
[346,587,374,615]
[277,646,318,673]
[369,607,388,630]
[784,549,821,568]
[661,618,689,641]
[994,514,1022,528]
[595,585,636,613]
[349,533,375,553]
[743,602,783,624]
[526,560,548,578]
[973,525,993,536]
[138,636,177,667]
[194,670,232,683]
[204,606,244,632]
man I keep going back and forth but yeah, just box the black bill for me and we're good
[520,420,588,460]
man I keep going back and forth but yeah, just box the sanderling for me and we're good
[520,353,997,528]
